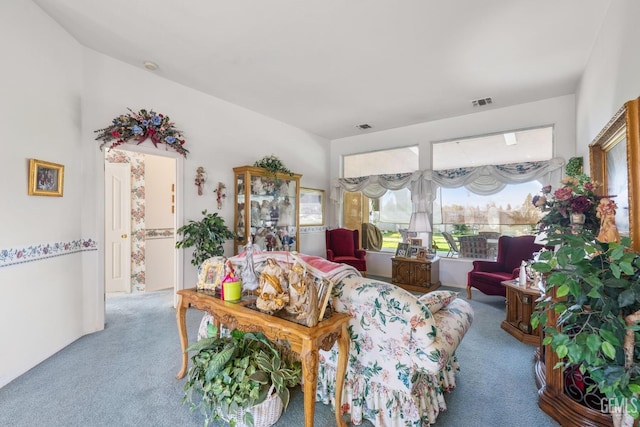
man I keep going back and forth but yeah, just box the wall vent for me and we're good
[356,123,373,130]
[471,97,493,107]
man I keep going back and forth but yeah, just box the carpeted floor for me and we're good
[0,283,559,426]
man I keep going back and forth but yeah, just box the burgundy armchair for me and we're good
[325,228,367,275]
[466,235,544,299]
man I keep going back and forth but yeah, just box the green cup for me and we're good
[223,280,242,302]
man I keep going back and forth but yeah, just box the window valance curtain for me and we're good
[429,157,565,194]
[330,158,565,223]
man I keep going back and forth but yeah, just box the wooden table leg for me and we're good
[301,342,318,427]
[335,323,349,427]
[175,294,189,379]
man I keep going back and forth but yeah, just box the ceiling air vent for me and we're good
[356,123,373,130]
[471,97,493,107]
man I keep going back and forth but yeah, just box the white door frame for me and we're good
[100,143,184,312]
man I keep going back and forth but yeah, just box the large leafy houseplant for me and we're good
[176,210,236,267]
[183,327,302,427]
[532,229,640,427]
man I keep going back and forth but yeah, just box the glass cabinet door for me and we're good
[234,166,301,254]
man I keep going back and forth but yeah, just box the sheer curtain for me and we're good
[330,158,565,227]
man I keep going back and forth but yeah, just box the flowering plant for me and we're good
[532,175,601,234]
[94,108,188,157]
[254,155,293,176]
[254,155,293,182]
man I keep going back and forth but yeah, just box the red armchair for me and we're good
[325,228,367,275]
[466,235,544,299]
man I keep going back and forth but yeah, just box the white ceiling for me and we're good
[33,0,611,140]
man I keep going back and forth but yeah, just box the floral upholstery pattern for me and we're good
[418,290,459,314]
[195,252,473,427]
[317,276,473,426]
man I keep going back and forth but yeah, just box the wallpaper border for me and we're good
[0,239,98,268]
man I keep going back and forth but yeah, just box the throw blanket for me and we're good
[229,251,360,285]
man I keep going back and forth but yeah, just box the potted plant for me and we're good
[531,216,640,426]
[253,155,293,182]
[183,326,302,427]
[176,210,236,267]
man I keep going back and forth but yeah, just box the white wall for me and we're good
[145,155,176,292]
[0,2,331,388]
[145,155,175,229]
[0,0,84,388]
[576,0,640,160]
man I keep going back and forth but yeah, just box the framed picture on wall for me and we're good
[28,159,64,197]
[590,97,640,250]
[300,187,325,226]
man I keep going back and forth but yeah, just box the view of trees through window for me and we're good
[343,127,553,253]
[433,182,544,236]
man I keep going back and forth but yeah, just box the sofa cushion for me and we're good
[419,290,459,313]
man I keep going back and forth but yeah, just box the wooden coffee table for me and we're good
[175,288,350,427]
[500,279,542,345]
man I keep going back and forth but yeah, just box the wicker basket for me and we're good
[224,385,283,427]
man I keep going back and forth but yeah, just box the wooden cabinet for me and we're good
[391,257,440,293]
[500,280,541,345]
[535,286,616,427]
[233,166,302,254]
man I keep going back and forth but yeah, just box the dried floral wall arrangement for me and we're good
[95,108,189,157]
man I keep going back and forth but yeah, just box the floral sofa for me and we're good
[197,251,474,427]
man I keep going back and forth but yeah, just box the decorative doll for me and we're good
[252,176,265,195]
[278,196,294,226]
[241,237,260,291]
[253,228,267,250]
[270,201,279,225]
[596,197,621,243]
[255,258,289,314]
[250,201,261,227]
[285,261,319,325]
[260,200,271,223]
[265,231,278,251]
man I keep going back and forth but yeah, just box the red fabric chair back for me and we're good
[325,228,367,274]
[499,235,540,272]
[328,228,357,257]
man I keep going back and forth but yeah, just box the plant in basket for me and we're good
[183,326,301,427]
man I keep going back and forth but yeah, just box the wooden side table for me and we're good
[175,288,350,427]
[500,279,541,345]
[391,256,441,293]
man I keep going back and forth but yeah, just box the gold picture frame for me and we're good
[410,238,422,247]
[300,187,325,226]
[28,159,64,197]
[589,97,640,251]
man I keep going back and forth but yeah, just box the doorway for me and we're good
[104,147,180,296]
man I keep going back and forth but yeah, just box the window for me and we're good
[342,127,554,253]
[343,147,418,251]
[432,182,544,236]
[433,126,553,169]
[432,126,553,248]
[343,146,418,178]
